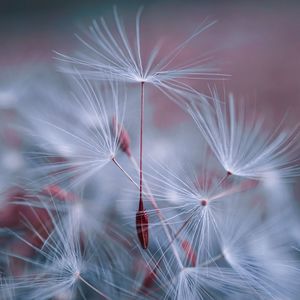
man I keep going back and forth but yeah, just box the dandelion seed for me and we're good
[138,239,244,300]
[217,199,300,299]
[189,90,300,180]
[24,76,129,187]
[143,155,261,264]
[1,196,114,299]
[56,7,221,101]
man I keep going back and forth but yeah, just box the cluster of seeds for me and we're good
[0,7,300,300]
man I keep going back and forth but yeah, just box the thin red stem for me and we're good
[112,157,138,188]
[130,156,183,267]
[139,81,145,210]
[209,171,232,198]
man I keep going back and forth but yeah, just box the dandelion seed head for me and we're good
[56,6,222,105]
[189,90,300,180]
[21,74,131,187]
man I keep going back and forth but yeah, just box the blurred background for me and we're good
[1,0,300,118]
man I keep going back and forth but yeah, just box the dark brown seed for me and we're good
[112,116,131,157]
[181,239,197,266]
[201,199,208,206]
[136,208,149,249]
